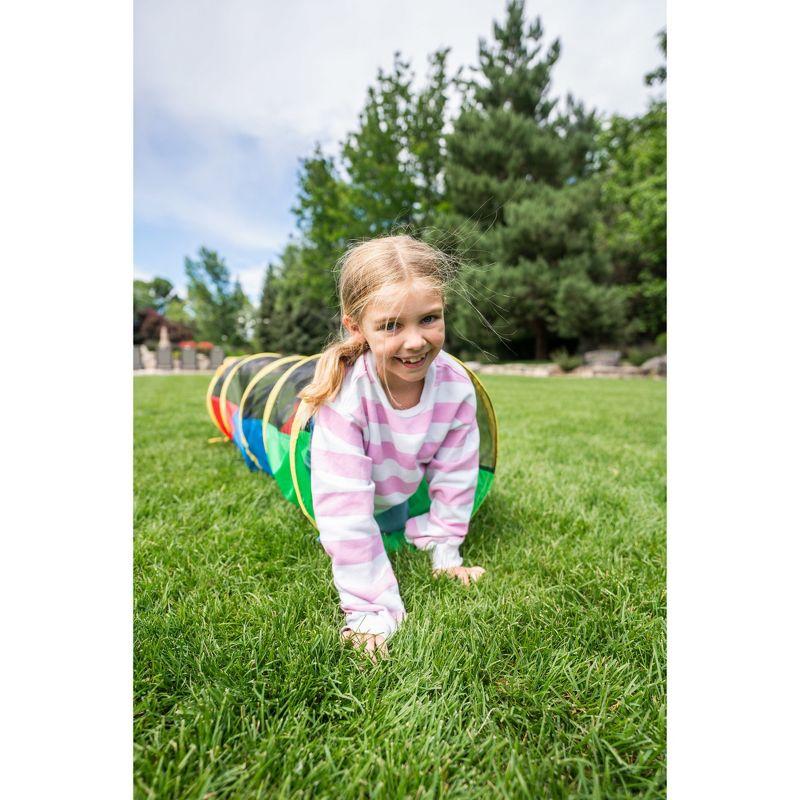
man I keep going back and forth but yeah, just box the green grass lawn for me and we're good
[134,374,666,799]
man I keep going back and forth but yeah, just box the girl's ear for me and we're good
[342,315,361,339]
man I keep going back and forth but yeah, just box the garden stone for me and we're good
[571,364,643,378]
[472,363,564,377]
[134,346,143,370]
[156,347,173,370]
[641,355,667,376]
[140,346,156,370]
[478,364,527,375]
[584,349,622,366]
[209,346,225,369]
[180,348,198,370]
[528,364,563,377]
[596,364,643,377]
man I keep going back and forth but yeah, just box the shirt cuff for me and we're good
[342,611,401,640]
[430,542,463,570]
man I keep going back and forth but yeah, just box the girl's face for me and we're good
[343,279,445,393]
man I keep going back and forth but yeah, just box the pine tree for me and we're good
[256,243,339,354]
[442,1,624,359]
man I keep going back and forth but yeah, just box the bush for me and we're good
[655,332,667,353]
[626,342,663,366]
[551,348,583,372]
[177,340,214,353]
[224,349,256,358]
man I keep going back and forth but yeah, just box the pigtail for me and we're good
[297,335,367,418]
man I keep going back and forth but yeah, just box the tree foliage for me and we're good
[255,244,338,354]
[185,247,253,348]
[440,0,623,359]
[133,277,177,316]
[596,28,666,341]
[158,5,666,360]
[258,50,456,354]
[133,277,196,344]
[136,308,195,345]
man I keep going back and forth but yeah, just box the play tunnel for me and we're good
[206,352,498,550]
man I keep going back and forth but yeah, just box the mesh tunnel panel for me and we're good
[222,353,282,457]
[219,354,281,438]
[227,354,281,408]
[236,355,303,473]
[265,356,321,504]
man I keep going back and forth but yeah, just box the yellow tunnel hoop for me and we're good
[450,354,499,463]
[218,352,281,437]
[289,397,318,529]
[236,354,303,467]
[206,356,240,434]
[261,354,322,485]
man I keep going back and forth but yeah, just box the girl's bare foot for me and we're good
[341,630,389,663]
[433,565,486,586]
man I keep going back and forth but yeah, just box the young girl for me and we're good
[299,235,485,661]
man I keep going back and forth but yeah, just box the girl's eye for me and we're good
[382,315,439,331]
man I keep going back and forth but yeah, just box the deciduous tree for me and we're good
[185,247,253,349]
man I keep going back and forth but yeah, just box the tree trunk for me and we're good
[533,318,548,360]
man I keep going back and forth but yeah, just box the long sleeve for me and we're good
[310,403,406,639]
[404,397,480,561]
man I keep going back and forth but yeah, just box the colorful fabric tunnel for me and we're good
[206,353,498,550]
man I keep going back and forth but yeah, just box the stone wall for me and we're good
[134,345,215,373]
[468,356,666,379]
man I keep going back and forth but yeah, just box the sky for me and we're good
[134,0,665,303]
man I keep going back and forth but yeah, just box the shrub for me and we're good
[177,340,214,353]
[626,343,663,366]
[136,308,195,345]
[551,348,583,372]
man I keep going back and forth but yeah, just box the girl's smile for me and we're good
[394,352,429,369]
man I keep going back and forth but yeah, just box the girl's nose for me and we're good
[405,329,426,350]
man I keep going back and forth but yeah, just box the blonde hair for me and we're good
[298,235,456,417]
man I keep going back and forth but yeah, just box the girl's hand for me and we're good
[433,565,486,586]
[341,630,389,663]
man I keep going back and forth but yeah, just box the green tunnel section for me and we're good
[285,425,495,552]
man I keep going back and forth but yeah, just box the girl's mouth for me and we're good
[394,353,428,370]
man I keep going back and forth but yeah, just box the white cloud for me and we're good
[136,179,288,253]
[135,0,665,273]
[136,0,664,143]
[135,102,296,252]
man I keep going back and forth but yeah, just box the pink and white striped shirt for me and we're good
[310,348,480,639]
